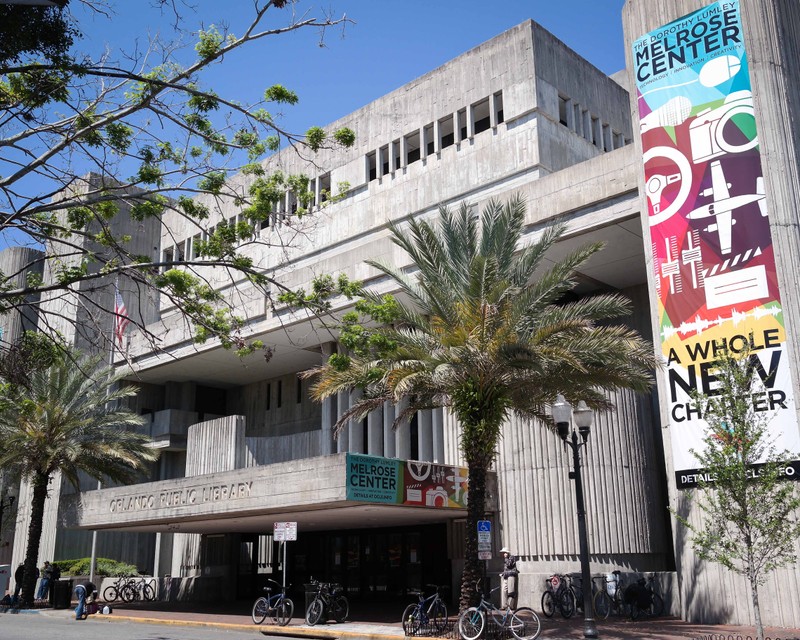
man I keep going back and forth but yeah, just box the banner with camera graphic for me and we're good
[346,453,469,508]
[633,0,800,486]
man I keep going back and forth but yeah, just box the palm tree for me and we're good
[305,196,656,610]
[0,350,158,606]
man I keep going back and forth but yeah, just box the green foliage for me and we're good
[195,26,225,61]
[333,127,356,147]
[74,110,103,147]
[0,3,77,68]
[677,352,800,579]
[0,68,70,110]
[198,171,226,194]
[55,557,139,578]
[264,84,298,105]
[105,122,133,152]
[306,126,326,151]
[177,196,209,220]
[131,195,168,221]
[188,90,220,113]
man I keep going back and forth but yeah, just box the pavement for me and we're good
[3,600,800,640]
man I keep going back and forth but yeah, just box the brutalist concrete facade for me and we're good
[5,4,799,628]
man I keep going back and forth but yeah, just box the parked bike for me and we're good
[305,579,349,626]
[593,570,629,619]
[626,575,664,620]
[102,575,155,603]
[251,578,294,626]
[458,581,541,640]
[402,584,448,635]
[541,574,575,618]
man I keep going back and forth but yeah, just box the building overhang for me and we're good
[62,453,496,535]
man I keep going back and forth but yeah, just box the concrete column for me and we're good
[153,532,161,577]
[466,103,475,139]
[433,120,441,155]
[395,398,411,459]
[400,136,408,169]
[419,127,428,160]
[320,343,336,455]
[453,111,461,145]
[432,407,445,463]
[389,140,397,174]
[336,389,350,453]
[419,409,434,461]
[376,146,384,182]
[490,93,498,129]
[314,176,321,210]
[348,389,364,453]
[565,98,575,131]
[383,401,397,458]
[368,407,383,456]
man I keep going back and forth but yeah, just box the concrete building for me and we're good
[5,0,800,629]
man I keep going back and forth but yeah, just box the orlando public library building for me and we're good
[3,0,800,628]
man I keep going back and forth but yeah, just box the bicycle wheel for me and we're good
[431,600,448,632]
[252,596,269,624]
[508,607,541,640]
[458,607,485,640]
[558,589,576,619]
[273,597,294,626]
[306,598,324,626]
[102,586,118,602]
[332,594,349,622]
[120,584,136,603]
[593,590,611,620]
[615,589,631,618]
[649,593,664,617]
[541,591,555,618]
[142,583,156,601]
[402,603,422,635]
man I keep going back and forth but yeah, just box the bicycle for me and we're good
[540,574,575,619]
[627,575,664,620]
[305,578,349,626]
[120,576,156,602]
[402,584,448,635]
[101,575,130,603]
[251,578,294,626]
[458,582,541,640]
[592,570,629,619]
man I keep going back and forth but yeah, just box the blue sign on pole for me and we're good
[477,520,491,533]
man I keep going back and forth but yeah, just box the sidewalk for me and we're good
[9,601,800,640]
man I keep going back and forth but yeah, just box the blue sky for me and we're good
[73,0,628,137]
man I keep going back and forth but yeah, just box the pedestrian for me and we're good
[499,546,519,610]
[11,563,23,605]
[74,580,96,620]
[36,561,53,600]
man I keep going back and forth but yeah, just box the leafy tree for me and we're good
[0,349,158,606]
[291,197,656,610]
[675,353,800,640]
[0,0,355,356]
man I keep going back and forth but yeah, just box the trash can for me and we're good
[304,583,317,614]
[51,579,72,609]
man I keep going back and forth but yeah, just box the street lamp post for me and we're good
[552,394,598,639]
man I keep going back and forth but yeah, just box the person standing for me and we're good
[36,561,53,600]
[74,580,96,620]
[499,546,519,610]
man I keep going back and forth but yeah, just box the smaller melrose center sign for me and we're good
[346,453,468,508]
[633,0,800,487]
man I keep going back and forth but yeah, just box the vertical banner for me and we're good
[633,1,800,487]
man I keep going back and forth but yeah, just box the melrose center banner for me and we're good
[346,453,468,508]
[633,0,800,488]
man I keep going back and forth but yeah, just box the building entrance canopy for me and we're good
[62,453,495,535]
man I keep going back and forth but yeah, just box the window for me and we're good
[296,376,302,404]
[591,116,601,147]
[410,413,419,460]
[494,91,504,124]
[319,173,331,204]
[424,124,435,155]
[367,151,377,182]
[277,380,282,407]
[558,95,569,127]
[472,98,491,135]
[458,108,467,141]
[573,103,583,137]
[191,233,202,259]
[162,246,173,272]
[439,116,454,149]
[380,144,390,176]
[405,131,421,165]
[265,383,271,411]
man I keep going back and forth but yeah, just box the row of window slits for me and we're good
[367,91,504,182]
[557,94,630,152]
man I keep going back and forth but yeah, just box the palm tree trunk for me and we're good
[21,473,49,606]
[460,460,487,612]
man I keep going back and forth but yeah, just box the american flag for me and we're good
[114,285,130,348]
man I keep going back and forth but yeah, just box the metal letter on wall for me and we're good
[633,0,800,487]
